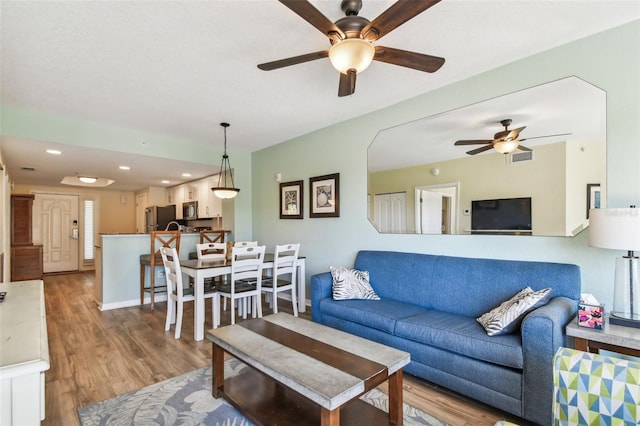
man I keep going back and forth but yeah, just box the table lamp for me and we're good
[588,207,640,328]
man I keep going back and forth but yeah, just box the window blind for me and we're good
[83,200,94,260]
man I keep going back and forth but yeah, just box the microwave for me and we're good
[183,201,198,220]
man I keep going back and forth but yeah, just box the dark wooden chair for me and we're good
[139,230,181,310]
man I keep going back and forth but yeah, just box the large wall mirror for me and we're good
[368,76,606,236]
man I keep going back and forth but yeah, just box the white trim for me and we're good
[99,294,310,311]
[99,294,168,311]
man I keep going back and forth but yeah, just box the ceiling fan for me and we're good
[257,0,445,97]
[454,119,572,155]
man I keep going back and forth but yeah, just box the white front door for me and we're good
[33,193,79,273]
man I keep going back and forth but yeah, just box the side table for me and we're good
[566,315,640,358]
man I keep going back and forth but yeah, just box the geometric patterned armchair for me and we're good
[553,347,640,425]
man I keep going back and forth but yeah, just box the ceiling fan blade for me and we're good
[505,126,526,140]
[258,50,328,71]
[466,145,494,155]
[519,132,572,142]
[279,0,344,40]
[362,0,441,41]
[338,70,356,97]
[517,145,533,152]
[374,46,445,73]
[454,140,493,146]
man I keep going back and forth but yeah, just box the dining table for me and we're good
[180,254,306,341]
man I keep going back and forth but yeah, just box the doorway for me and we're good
[415,183,459,234]
[32,193,80,273]
[136,193,147,233]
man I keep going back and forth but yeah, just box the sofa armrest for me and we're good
[520,296,577,425]
[311,272,333,323]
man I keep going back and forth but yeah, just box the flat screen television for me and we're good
[471,197,532,233]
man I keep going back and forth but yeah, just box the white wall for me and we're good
[251,21,640,309]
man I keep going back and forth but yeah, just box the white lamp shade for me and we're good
[493,140,519,154]
[328,38,375,74]
[588,208,640,251]
[212,188,239,199]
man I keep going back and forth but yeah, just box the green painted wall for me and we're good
[252,20,640,309]
[1,107,254,240]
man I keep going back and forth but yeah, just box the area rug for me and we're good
[78,358,448,425]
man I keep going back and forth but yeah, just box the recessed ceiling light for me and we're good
[161,180,170,184]
[46,149,62,155]
[182,173,191,177]
[119,165,130,170]
[79,176,97,184]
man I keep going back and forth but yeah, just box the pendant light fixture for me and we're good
[211,122,240,199]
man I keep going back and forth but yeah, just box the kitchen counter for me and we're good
[96,233,202,310]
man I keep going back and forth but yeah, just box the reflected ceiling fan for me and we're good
[258,0,445,97]
[454,119,571,155]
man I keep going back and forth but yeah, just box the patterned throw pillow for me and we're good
[329,266,381,300]
[477,287,552,336]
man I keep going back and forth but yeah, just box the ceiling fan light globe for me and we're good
[78,176,97,184]
[493,140,519,154]
[328,38,375,74]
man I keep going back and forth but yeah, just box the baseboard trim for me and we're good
[99,294,310,312]
[100,294,168,311]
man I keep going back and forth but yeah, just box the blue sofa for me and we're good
[311,250,581,425]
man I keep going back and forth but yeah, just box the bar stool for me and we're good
[200,230,226,245]
[139,230,181,310]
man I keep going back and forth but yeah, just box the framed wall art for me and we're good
[309,173,339,218]
[586,183,601,219]
[280,180,303,219]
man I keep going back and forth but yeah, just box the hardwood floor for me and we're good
[42,272,528,426]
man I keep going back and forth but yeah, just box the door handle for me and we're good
[71,228,79,239]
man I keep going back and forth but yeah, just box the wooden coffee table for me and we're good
[206,313,410,425]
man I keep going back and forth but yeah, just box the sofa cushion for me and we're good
[395,310,524,369]
[318,298,428,334]
[477,287,552,336]
[329,266,380,300]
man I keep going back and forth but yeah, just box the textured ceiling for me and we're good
[1,1,639,191]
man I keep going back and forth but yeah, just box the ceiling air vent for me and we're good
[510,151,534,163]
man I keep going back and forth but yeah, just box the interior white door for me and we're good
[373,192,407,233]
[418,190,443,234]
[33,193,79,273]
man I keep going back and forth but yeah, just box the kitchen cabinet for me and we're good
[197,176,222,218]
[171,186,185,219]
[166,187,175,205]
[168,175,223,220]
[183,183,199,202]
[166,186,183,218]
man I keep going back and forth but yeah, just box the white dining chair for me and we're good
[196,242,227,260]
[161,247,216,338]
[196,242,229,304]
[214,245,265,327]
[262,243,300,316]
[233,241,258,248]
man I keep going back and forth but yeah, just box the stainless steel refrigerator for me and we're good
[144,206,176,233]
